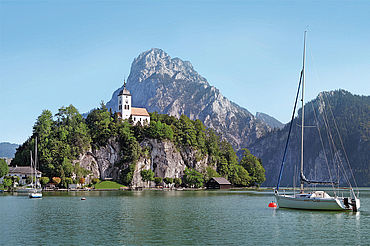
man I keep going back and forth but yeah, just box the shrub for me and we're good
[40,177,50,187]
[174,178,182,187]
[52,177,61,185]
[154,177,163,186]
[91,178,100,185]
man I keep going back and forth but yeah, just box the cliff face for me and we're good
[75,138,210,187]
[106,48,270,149]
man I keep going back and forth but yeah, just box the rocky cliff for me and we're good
[106,48,270,149]
[75,138,210,188]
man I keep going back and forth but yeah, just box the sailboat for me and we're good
[29,137,42,199]
[274,32,360,211]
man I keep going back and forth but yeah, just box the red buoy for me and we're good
[268,202,277,208]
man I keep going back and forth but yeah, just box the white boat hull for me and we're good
[275,192,359,211]
[29,193,42,199]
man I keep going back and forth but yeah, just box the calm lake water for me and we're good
[1,189,369,245]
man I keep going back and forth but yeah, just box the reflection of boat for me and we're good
[274,32,360,211]
[28,137,42,199]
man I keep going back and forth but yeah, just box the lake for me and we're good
[1,189,369,245]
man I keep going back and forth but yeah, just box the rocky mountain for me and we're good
[256,112,284,129]
[249,90,370,187]
[0,142,19,158]
[76,138,209,188]
[106,48,270,149]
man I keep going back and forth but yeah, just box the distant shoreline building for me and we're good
[0,166,42,186]
[117,79,150,125]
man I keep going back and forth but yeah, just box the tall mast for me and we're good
[300,31,307,193]
[30,151,33,189]
[35,137,37,188]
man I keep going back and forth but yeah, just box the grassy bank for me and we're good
[94,181,126,190]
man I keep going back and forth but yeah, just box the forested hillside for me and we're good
[12,104,265,188]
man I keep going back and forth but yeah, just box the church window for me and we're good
[128,105,130,110]
[119,105,122,110]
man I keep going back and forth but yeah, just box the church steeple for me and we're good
[118,77,132,119]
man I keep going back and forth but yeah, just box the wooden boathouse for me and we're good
[206,177,232,189]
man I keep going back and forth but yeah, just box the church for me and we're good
[117,80,150,125]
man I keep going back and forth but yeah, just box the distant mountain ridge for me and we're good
[256,112,284,129]
[249,90,370,187]
[0,142,19,158]
[106,48,271,149]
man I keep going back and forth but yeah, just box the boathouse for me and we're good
[206,177,232,189]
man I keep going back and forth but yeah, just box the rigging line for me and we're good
[311,101,336,195]
[319,94,353,189]
[321,100,339,185]
[322,92,359,189]
[276,69,303,191]
[309,49,358,191]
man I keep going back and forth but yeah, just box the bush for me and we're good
[3,177,12,189]
[52,177,61,185]
[174,178,182,187]
[164,177,173,185]
[40,177,50,187]
[154,177,163,186]
[91,178,100,185]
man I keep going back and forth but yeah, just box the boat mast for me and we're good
[300,31,307,193]
[30,150,33,189]
[35,137,37,189]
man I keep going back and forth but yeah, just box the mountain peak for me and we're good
[106,49,271,149]
[128,48,207,85]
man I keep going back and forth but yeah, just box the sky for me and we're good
[1,0,369,144]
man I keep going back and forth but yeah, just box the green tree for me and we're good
[86,103,114,146]
[120,164,136,186]
[183,168,204,188]
[174,177,182,187]
[140,169,154,187]
[0,159,8,178]
[63,177,73,188]
[163,177,173,188]
[239,148,265,186]
[3,177,12,190]
[229,165,251,187]
[204,167,220,183]
[39,177,50,187]
[91,178,100,185]
[154,177,163,186]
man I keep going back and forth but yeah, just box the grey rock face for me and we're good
[106,48,270,149]
[74,137,209,188]
[256,112,284,129]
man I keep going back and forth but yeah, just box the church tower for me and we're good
[118,79,132,119]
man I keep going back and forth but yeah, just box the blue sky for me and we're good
[1,0,369,144]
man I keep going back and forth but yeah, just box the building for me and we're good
[206,177,232,189]
[117,79,150,125]
[0,166,42,186]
